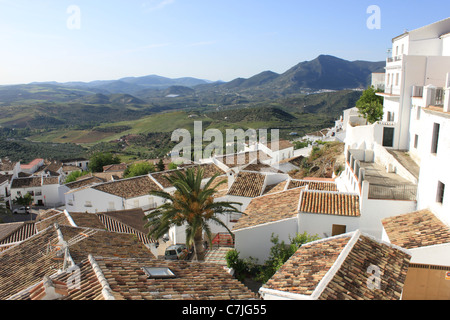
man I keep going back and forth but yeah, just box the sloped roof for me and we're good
[92,175,162,199]
[65,176,105,190]
[233,187,303,231]
[29,255,257,300]
[227,171,266,198]
[215,151,272,168]
[262,231,411,300]
[11,177,42,188]
[288,179,338,192]
[382,209,450,249]
[150,163,225,189]
[0,224,155,300]
[0,222,37,251]
[299,191,360,217]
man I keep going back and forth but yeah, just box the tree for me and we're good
[65,170,90,183]
[145,167,243,261]
[356,86,384,124]
[13,193,34,212]
[124,162,155,178]
[157,158,165,172]
[88,152,120,172]
[256,232,319,283]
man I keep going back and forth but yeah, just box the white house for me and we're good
[61,158,90,171]
[259,230,411,300]
[10,175,65,207]
[20,158,44,175]
[381,209,450,300]
[65,174,164,213]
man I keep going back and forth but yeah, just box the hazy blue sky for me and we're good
[1,0,449,85]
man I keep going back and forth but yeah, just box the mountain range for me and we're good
[0,55,384,106]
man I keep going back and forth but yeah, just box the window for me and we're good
[142,267,176,279]
[416,105,421,120]
[395,73,399,86]
[84,201,92,207]
[414,135,419,149]
[387,74,390,85]
[436,181,445,204]
[431,123,440,154]
[332,224,347,236]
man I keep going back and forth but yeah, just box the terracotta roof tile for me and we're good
[227,171,266,198]
[263,180,288,195]
[0,224,155,300]
[299,191,360,217]
[382,209,450,249]
[59,256,256,300]
[216,151,271,168]
[93,175,162,199]
[263,231,411,300]
[288,179,338,192]
[11,177,42,188]
[233,187,303,231]
[151,163,225,189]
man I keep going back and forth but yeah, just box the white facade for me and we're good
[65,186,164,213]
[234,217,299,263]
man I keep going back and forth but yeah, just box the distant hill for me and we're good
[196,55,385,96]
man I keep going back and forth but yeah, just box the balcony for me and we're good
[387,55,402,63]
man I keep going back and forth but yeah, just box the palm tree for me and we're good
[145,167,243,261]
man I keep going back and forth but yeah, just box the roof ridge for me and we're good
[309,230,361,299]
[88,254,116,300]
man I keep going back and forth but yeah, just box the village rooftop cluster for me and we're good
[1,18,450,301]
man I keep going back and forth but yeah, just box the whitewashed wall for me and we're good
[234,217,298,263]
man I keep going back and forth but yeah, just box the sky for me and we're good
[0,0,449,85]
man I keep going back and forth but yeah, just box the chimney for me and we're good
[29,276,69,300]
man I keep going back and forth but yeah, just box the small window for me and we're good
[431,123,440,154]
[437,181,445,204]
[414,135,419,149]
[332,224,347,236]
[142,267,176,279]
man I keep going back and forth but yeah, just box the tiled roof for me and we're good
[0,174,12,185]
[44,256,257,300]
[233,187,303,231]
[382,209,450,249]
[262,231,411,300]
[0,222,37,249]
[0,224,155,300]
[242,161,283,173]
[227,171,266,198]
[299,191,360,217]
[151,163,225,189]
[103,163,127,172]
[93,175,162,199]
[216,151,272,168]
[263,180,288,195]
[11,177,42,188]
[42,176,60,185]
[65,175,106,190]
[265,139,294,151]
[288,179,338,192]
[0,158,18,172]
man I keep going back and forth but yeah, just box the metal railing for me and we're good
[387,55,402,63]
[368,183,417,201]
